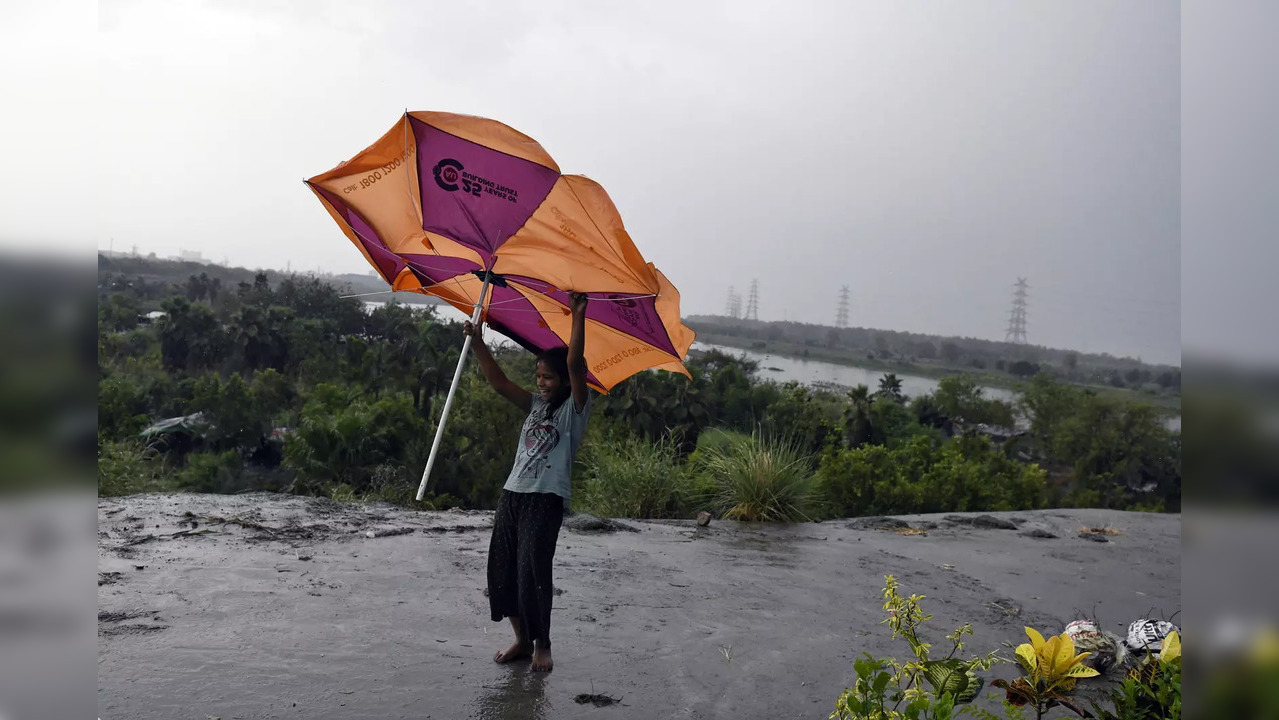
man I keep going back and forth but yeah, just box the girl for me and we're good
[463,291,591,673]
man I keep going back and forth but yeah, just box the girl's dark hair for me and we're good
[536,347,571,416]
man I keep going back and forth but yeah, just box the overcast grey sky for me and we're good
[10,0,1182,364]
[1182,0,1279,369]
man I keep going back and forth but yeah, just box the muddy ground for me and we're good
[98,494,1180,719]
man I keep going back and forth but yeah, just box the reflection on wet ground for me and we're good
[472,664,549,720]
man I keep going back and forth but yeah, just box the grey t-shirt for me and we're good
[502,393,592,504]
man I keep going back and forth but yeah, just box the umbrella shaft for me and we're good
[416,274,493,501]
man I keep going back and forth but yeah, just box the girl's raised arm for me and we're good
[464,321,531,414]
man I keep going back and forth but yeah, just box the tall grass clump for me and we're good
[576,434,687,518]
[98,439,182,496]
[700,433,818,522]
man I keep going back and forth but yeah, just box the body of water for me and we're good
[692,341,1182,431]
[691,342,1018,402]
[357,306,1182,431]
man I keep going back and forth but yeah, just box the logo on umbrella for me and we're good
[433,158,464,191]
[608,293,654,334]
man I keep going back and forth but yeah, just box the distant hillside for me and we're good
[97,254,441,306]
[687,314,1180,396]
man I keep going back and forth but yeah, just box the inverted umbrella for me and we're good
[305,111,695,499]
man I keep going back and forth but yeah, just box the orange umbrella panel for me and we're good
[305,111,695,391]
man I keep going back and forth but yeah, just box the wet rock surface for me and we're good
[944,514,1019,530]
[98,495,1180,719]
[562,511,638,534]
[847,516,912,530]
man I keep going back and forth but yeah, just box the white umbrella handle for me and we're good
[416,273,493,501]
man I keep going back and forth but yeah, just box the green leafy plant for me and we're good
[835,655,957,720]
[1091,632,1181,720]
[831,576,1000,719]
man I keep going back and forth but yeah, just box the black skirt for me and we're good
[487,490,564,647]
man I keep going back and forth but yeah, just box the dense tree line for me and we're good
[98,265,1181,515]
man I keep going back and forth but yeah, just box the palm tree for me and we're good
[844,384,873,448]
[231,305,292,370]
[877,373,905,403]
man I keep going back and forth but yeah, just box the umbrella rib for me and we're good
[427,274,478,304]
[505,276,660,301]
[591,293,659,302]
[478,288,656,310]
[337,218,478,304]
[485,294,544,308]
[484,307,554,314]
[402,112,418,221]
[451,195,489,264]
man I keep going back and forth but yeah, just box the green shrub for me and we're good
[1092,659,1181,720]
[870,399,947,448]
[576,433,688,518]
[929,376,1016,427]
[699,433,817,522]
[283,384,429,494]
[1021,373,1180,511]
[815,444,896,519]
[98,440,181,496]
[816,435,1046,518]
[759,383,842,454]
[97,373,153,441]
[176,450,245,493]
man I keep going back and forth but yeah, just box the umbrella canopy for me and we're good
[305,111,694,392]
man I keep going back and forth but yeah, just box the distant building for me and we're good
[178,250,205,263]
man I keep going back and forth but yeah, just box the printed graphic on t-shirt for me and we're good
[516,414,561,479]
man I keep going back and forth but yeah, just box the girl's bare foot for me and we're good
[531,644,553,672]
[494,640,532,664]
